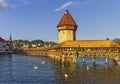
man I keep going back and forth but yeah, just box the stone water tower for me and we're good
[57,10,78,43]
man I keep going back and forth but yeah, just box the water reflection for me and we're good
[0,55,120,84]
[50,56,120,84]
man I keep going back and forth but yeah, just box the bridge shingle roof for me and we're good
[52,40,120,48]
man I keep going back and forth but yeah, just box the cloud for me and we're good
[54,1,78,12]
[0,0,15,9]
[54,0,91,12]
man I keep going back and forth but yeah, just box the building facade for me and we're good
[0,37,6,51]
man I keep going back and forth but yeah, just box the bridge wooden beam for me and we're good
[82,56,85,64]
[92,55,96,64]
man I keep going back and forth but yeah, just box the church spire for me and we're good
[9,34,13,50]
[9,34,12,41]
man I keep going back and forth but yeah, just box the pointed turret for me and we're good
[57,10,78,43]
[57,10,78,30]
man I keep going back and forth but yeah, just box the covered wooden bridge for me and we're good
[23,39,120,64]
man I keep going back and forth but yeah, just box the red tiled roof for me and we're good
[0,37,5,43]
[57,10,78,27]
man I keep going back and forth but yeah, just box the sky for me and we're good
[0,0,120,42]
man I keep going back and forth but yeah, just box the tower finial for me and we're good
[65,9,69,14]
[66,9,68,12]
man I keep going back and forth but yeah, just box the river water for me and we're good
[0,54,120,84]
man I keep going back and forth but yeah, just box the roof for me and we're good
[0,37,5,43]
[23,47,51,51]
[52,40,120,48]
[57,10,78,27]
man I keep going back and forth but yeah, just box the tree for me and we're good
[113,38,120,45]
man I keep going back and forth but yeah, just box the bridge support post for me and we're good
[61,55,65,63]
[72,57,76,63]
[118,53,120,61]
[92,55,96,64]
[105,56,108,64]
[82,56,85,63]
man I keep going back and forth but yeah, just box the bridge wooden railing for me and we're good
[23,48,119,58]
[23,48,120,64]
